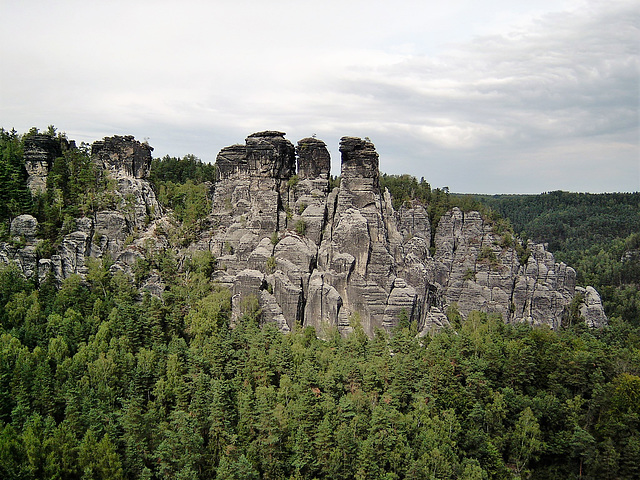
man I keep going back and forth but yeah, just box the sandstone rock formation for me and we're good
[199,132,607,334]
[92,135,153,179]
[47,136,164,279]
[432,209,580,328]
[0,131,608,334]
[10,214,38,242]
[1,135,163,281]
[577,286,608,328]
[23,134,64,193]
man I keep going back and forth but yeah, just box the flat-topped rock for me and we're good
[245,131,296,180]
[91,135,153,179]
[297,137,331,181]
[339,136,379,182]
[23,134,64,193]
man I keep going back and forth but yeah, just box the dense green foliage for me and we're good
[149,155,215,246]
[149,154,216,186]
[34,144,116,245]
[380,174,434,208]
[472,191,640,254]
[0,128,33,234]
[563,233,640,326]
[379,174,494,238]
[1,258,639,479]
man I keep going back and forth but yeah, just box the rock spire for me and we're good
[0,131,608,333]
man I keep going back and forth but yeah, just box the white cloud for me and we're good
[0,0,637,193]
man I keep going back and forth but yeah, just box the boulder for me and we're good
[10,215,38,242]
[578,286,608,328]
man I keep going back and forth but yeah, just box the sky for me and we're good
[1,0,638,194]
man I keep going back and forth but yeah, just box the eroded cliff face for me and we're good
[23,134,65,193]
[191,132,606,333]
[0,131,608,334]
[1,135,164,284]
[433,209,580,328]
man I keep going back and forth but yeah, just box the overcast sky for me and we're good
[1,0,638,193]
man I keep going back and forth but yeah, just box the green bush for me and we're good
[478,246,498,265]
[295,219,306,236]
[265,256,277,274]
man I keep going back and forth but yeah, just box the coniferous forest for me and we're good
[0,128,639,479]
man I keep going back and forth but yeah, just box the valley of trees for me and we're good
[1,256,639,479]
[0,129,638,479]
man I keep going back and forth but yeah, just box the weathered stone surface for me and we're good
[93,211,129,254]
[231,269,266,324]
[296,137,330,183]
[92,135,153,179]
[2,130,607,335]
[232,269,265,300]
[205,133,606,334]
[304,271,344,333]
[23,134,63,193]
[114,175,162,228]
[337,136,380,214]
[0,244,38,279]
[60,231,90,277]
[299,203,326,245]
[259,290,291,332]
[11,215,38,241]
[328,208,370,277]
[396,202,428,236]
[382,278,417,330]
[215,144,249,181]
[246,237,274,271]
[418,307,451,336]
[85,136,163,233]
[305,137,410,336]
[211,131,295,242]
[135,271,162,297]
[268,271,303,330]
[429,207,606,329]
[274,234,317,275]
[246,131,296,180]
[578,286,608,328]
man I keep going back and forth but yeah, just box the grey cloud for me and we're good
[309,1,638,192]
[1,0,637,193]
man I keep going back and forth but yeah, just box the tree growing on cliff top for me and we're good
[0,128,32,230]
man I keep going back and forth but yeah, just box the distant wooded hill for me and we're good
[468,191,640,254]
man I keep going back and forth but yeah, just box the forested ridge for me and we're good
[469,191,639,253]
[0,129,638,479]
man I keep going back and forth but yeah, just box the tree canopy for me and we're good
[1,255,639,479]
